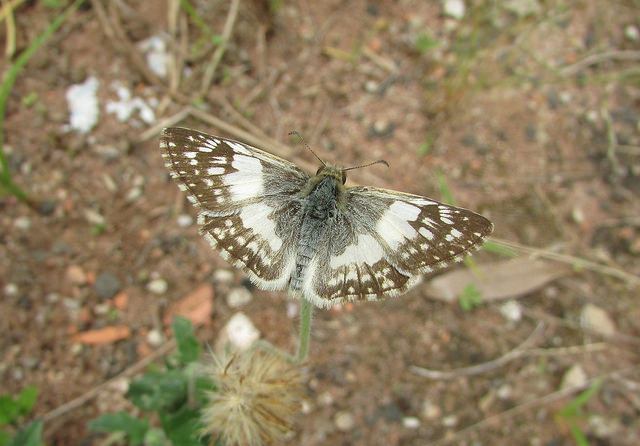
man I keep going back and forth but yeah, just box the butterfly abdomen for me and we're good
[290,176,341,293]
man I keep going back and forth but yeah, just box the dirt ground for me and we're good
[1,0,639,445]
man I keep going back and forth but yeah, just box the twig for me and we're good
[0,0,25,23]
[409,322,545,379]
[136,107,192,142]
[601,106,620,172]
[42,339,177,422]
[489,237,640,286]
[199,0,239,95]
[560,50,640,76]
[2,0,17,57]
[425,366,639,446]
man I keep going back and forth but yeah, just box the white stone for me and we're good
[496,384,512,400]
[66,76,100,133]
[625,25,639,42]
[147,329,165,347]
[443,0,465,19]
[402,417,420,429]
[147,278,168,295]
[499,300,522,322]
[422,400,441,420]
[176,214,193,228]
[334,411,355,431]
[442,414,458,427]
[580,303,616,336]
[106,82,155,125]
[138,35,170,78]
[226,286,252,308]
[213,269,235,284]
[4,283,18,296]
[561,364,587,390]
[84,209,106,226]
[13,216,31,231]
[223,312,260,350]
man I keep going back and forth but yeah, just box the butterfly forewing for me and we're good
[160,127,493,309]
[160,128,308,289]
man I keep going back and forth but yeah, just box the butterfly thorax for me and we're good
[298,164,347,210]
[290,165,347,292]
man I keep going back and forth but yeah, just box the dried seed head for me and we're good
[200,349,306,445]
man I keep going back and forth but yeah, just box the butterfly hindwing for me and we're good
[302,187,493,307]
[160,128,308,289]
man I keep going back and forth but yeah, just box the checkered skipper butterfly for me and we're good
[160,128,493,309]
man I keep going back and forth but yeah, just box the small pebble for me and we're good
[442,414,458,427]
[125,187,143,203]
[496,384,512,400]
[147,329,165,347]
[318,391,334,406]
[334,411,355,431]
[443,0,465,19]
[402,417,420,429]
[220,312,260,350]
[286,302,298,319]
[213,269,235,284]
[4,283,18,297]
[66,265,87,285]
[95,272,121,300]
[147,278,168,295]
[37,199,57,216]
[85,208,106,226]
[226,286,252,307]
[93,303,110,315]
[422,400,441,420]
[364,80,379,93]
[177,214,193,228]
[561,364,587,389]
[580,303,616,336]
[499,300,522,322]
[625,25,639,42]
[13,216,31,231]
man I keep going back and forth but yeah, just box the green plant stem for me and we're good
[295,298,313,363]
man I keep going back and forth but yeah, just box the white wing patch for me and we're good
[329,233,384,268]
[238,202,282,251]
[223,154,263,200]
[376,201,421,249]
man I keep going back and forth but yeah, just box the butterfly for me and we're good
[160,127,493,309]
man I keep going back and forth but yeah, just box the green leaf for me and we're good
[127,370,188,411]
[172,316,201,364]
[87,411,148,446]
[457,283,482,310]
[0,430,11,445]
[415,32,441,53]
[143,427,171,446]
[559,378,602,418]
[7,419,43,446]
[15,387,38,415]
[481,241,516,256]
[568,420,590,446]
[159,405,204,446]
[0,386,38,425]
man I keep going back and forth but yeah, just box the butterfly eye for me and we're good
[316,167,323,175]
[342,171,347,184]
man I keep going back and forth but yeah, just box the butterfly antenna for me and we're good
[344,159,390,171]
[289,131,326,166]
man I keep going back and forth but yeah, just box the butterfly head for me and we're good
[316,164,347,185]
